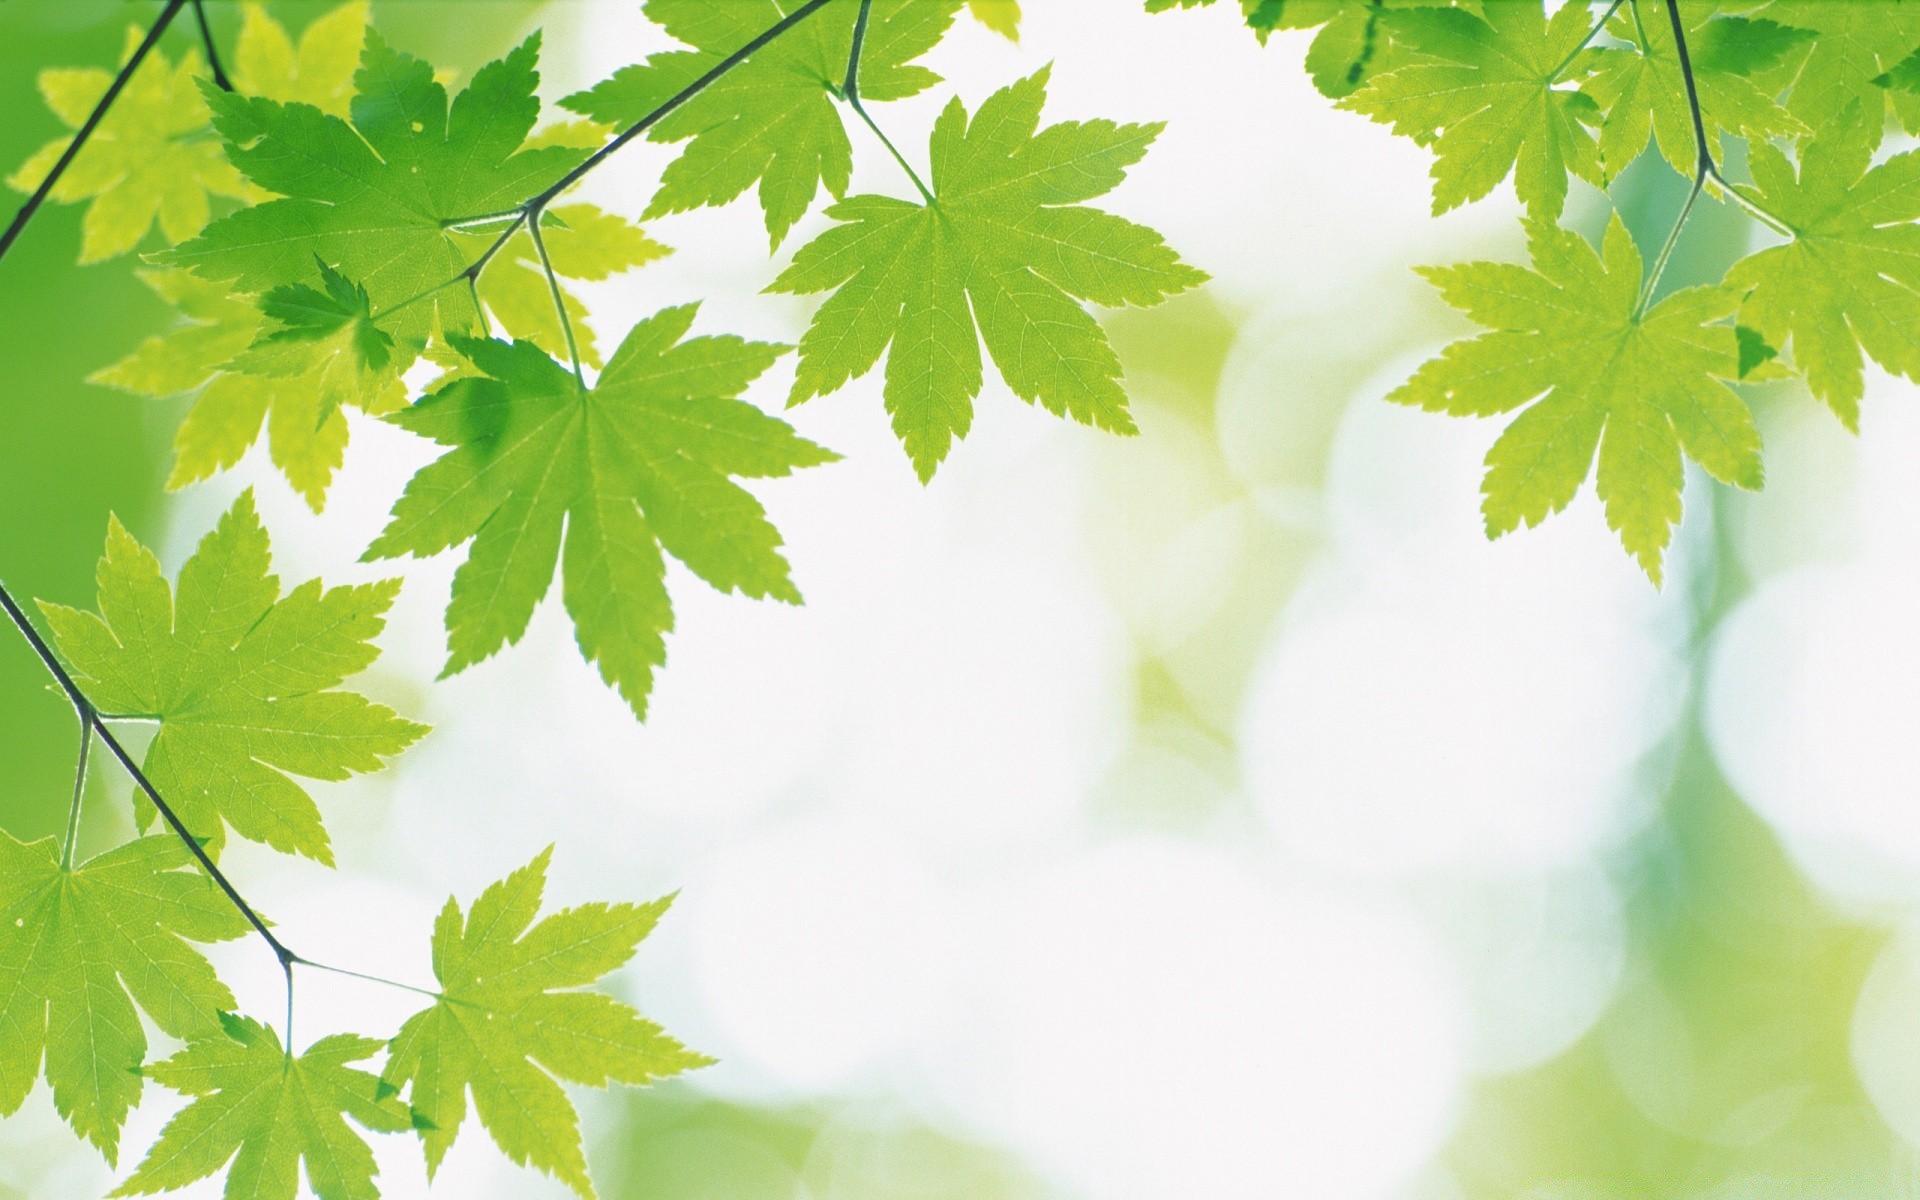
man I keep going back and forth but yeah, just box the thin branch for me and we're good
[0,579,299,1043]
[525,0,839,215]
[467,274,491,336]
[0,0,189,265]
[1668,0,1713,181]
[381,0,839,333]
[526,208,586,385]
[1550,0,1628,83]
[1638,0,1792,310]
[59,718,93,871]
[190,0,233,92]
[842,0,936,205]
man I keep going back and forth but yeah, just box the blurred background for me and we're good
[4,1,1919,1197]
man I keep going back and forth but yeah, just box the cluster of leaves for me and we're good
[1156,0,1920,579]
[36,0,1202,720]
[5,494,702,1198]
[1,0,1197,1195]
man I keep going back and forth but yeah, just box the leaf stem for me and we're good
[1637,0,1791,312]
[293,956,441,1001]
[526,206,586,385]
[0,0,188,265]
[1637,168,1703,316]
[1550,0,1628,83]
[191,0,233,92]
[0,578,300,1046]
[1628,0,1652,56]
[841,0,937,205]
[442,209,524,230]
[386,0,839,337]
[1712,173,1792,237]
[526,0,840,214]
[59,718,93,871]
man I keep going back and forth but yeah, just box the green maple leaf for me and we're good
[364,306,836,719]
[36,492,427,864]
[1581,7,1808,179]
[561,0,962,246]
[91,269,404,512]
[1395,215,1762,581]
[1341,1,1603,218]
[161,30,589,350]
[1758,0,1920,141]
[384,849,710,1198]
[8,32,250,263]
[769,68,1205,480]
[1725,102,1920,429]
[112,1016,412,1200]
[0,833,249,1163]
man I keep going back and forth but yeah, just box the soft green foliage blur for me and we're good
[0,4,171,848]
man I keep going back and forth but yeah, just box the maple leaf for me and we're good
[561,0,963,247]
[1395,215,1763,581]
[1581,6,1809,179]
[1758,0,1920,142]
[8,32,251,263]
[384,849,709,1198]
[90,269,404,512]
[0,833,248,1163]
[161,30,590,349]
[112,1016,412,1200]
[1725,101,1920,429]
[364,306,836,719]
[36,492,427,864]
[1341,2,1603,218]
[769,67,1205,480]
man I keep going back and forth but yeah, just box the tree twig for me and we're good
[0,579,300,1038]
[842,0,936,204]
[377,0,839,331]
[1638,0,1790,313]
[0,0,189,264]
[191,0,233,92]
